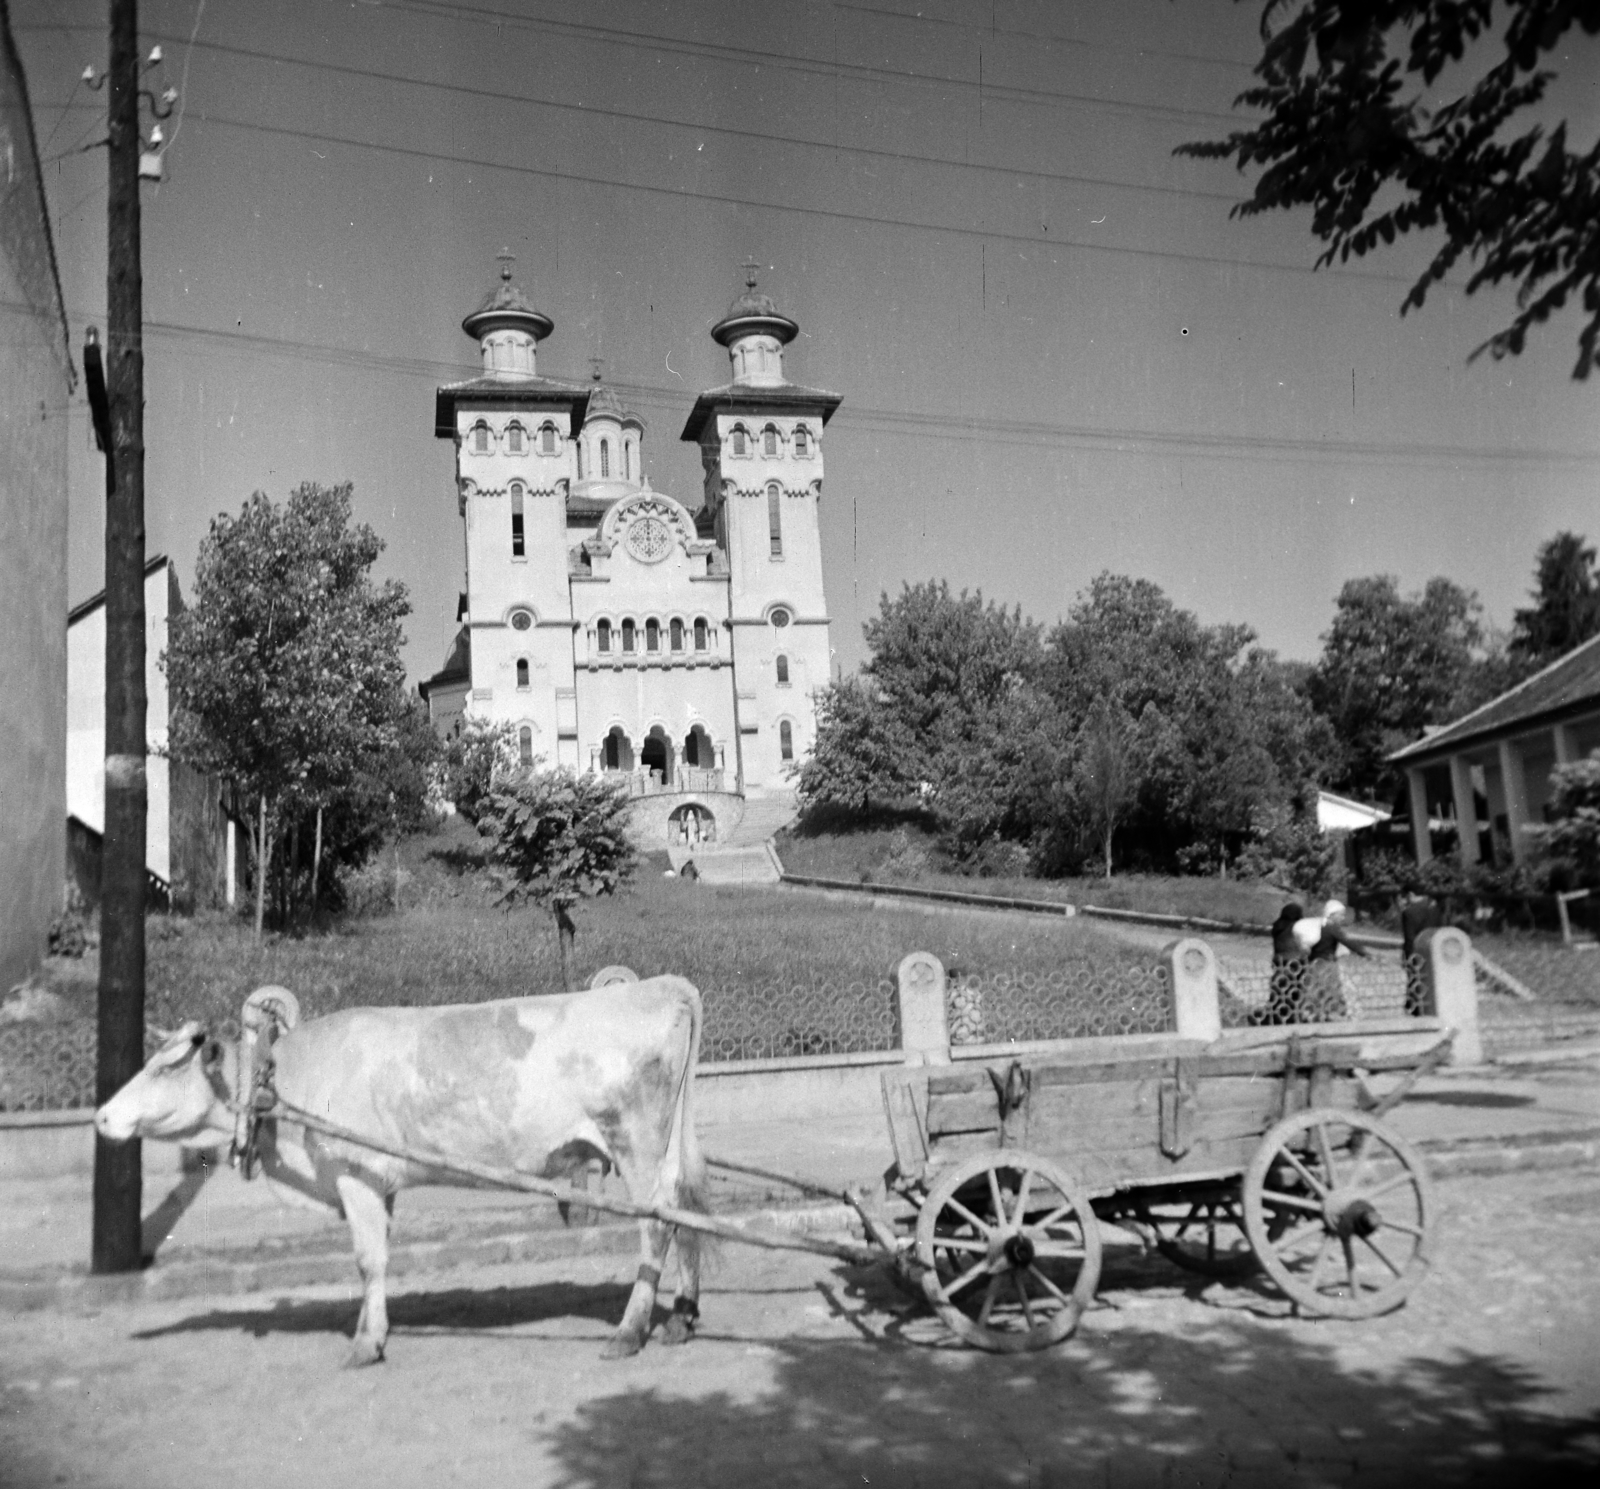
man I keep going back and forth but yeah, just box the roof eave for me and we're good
[679,386,844,442]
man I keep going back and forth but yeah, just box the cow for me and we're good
[95,977,708,1365]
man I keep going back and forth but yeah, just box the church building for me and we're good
[420,258,840,843]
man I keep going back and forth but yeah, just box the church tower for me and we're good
[433,254,589,765]
[681,266,841,795]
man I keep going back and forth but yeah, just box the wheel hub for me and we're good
[1328,1194,1379,1240]
[1003,1231,1036,1270]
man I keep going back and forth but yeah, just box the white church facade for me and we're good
[420,259,839,843]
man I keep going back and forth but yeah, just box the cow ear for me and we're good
[202,1040,224,1070]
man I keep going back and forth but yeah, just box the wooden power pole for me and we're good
[92,0,148,1274]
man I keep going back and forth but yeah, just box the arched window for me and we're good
[510,484,525,558]
[624,441,632,480]
[507,424,524,454]
[779,720,794,762]
[602,726,632,771]
[693,617,708,651]
[731,427,746,457]
[763,425,778,457]
[600,439,610,478]
[576,444,584,480]
[621,618,636,654]
[473,421,490,454]
[770,606,791,629]
[540,423,556,454]
[596,619,611,654]
[776,654,790,686]
[767,483,782,558]
[516,658,530,689]
[794,426,809,456]
[670,618,684,651]
[519,726,534,765]
[645,618,660,653]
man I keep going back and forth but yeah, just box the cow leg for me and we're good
[661,1234,701,1346]
[600,1218,673,1359]
[336,1174,391,1367]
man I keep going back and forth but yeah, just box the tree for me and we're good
[1528,751,1600,887]
[438,717,520,824]
[1075,701,1137,879]
[1179,1,1600,377]
[1307,574,1485,798]
[1042,575,1331,867]
[1510,530,1600,665]
[165,483,411,937]
[794,676,917,819]
[474,766,638,990]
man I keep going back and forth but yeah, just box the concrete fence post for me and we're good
[1420,927,1481,1065]
[897,951,950,1065]
[1164,938,1221,1042]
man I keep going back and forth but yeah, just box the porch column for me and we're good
[1498,739,1533,865]
[1406,769,1432,864]
[1449,755,1480,866]
[1553,722,1580,767]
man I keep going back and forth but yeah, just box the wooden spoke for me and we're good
[1362,1169,1423,1203]
[1313,1122,1342,1190]
[1028,1242,1086,1262]
[943,1195,995,1237]
[930,1235,992,1254]
[1026,1266,1073,1307]
[1306,1234,1335,1296]
[1375,1216,1426,1240]
[1272,1218,1330,1256]
[1340,1235,1362,1294]
[1360,1232,1405,1279]
[1259,1188,1322,1215]
[1013,1273,1037,1330]
[987,1168,1007,1227]
[976,1275,1002,1328]
[1278,1146,1330,1198]
[941,1258,993,1298]
[1031,1202,1077,1232]
[1011,1169,1035,1229]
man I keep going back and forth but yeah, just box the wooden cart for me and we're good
[879,1031,1449,1353]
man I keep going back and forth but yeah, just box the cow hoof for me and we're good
[344,1337,386,1369]
[599,1332,644,1360]
[661,1313,696,1346]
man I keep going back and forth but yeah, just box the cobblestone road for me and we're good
[2,1166,1598,1488]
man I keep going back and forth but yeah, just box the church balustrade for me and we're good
[621,766,726,797]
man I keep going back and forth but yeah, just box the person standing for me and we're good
[1292,899,1370,1020]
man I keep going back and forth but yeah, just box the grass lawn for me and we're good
[63,819,1153,1034]
[775,822,1294,925]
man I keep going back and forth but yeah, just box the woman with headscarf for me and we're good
[1292,899,1370,1020]
[1260,902,1306,1023]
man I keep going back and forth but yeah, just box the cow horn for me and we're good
[243,985,300,1031]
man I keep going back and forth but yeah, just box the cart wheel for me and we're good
[914,1150,1102,1353]
[1138,1186,1259,1278]
[1242,1107,1434,1320]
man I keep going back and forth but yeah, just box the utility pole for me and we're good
[92,0,149,1274]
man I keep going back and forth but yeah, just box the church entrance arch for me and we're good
[640,725,674,786]
[668,803,716,847]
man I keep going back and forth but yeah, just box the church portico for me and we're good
[427,255,840,839]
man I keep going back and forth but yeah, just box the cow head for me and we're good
[94,1022,237,1146]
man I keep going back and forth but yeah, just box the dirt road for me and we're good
[3,1166,1598,1488]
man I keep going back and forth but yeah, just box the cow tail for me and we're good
[671,981,715,1266]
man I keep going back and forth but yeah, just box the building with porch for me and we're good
[1390,634,1600,867]
[422,258,839,844]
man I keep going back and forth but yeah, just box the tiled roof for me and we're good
[680,381,843,441]
[1389,633,1600,763]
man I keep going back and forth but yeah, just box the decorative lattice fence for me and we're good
[1216,956,1423,1028]
[699,979,900,1062]
[946,964,1175,1046]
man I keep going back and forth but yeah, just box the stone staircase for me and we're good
[667,793,797,885]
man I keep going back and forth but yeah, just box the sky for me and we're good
[14,0,1600,686]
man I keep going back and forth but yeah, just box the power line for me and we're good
[33,98,1419,292]
[23,300,1594,471]
[360,0,1253,127]
[30,26,1247,208]
[831,2,1255,75]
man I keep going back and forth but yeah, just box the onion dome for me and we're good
[462,252,554,344]
[710,261,798,349]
